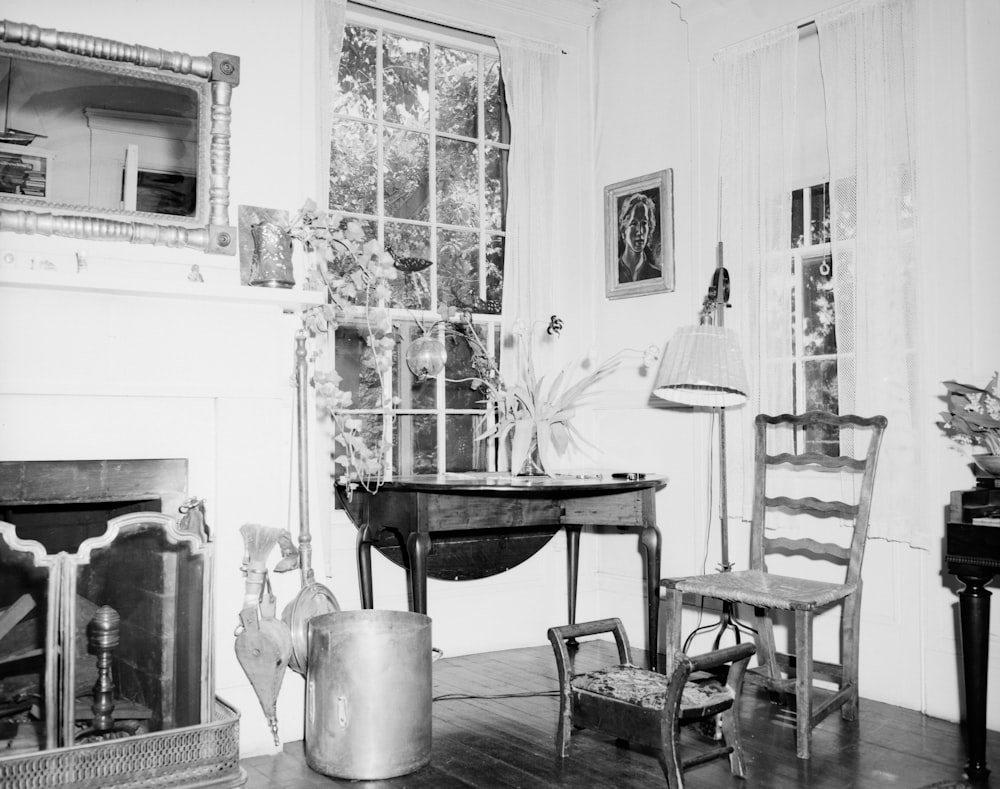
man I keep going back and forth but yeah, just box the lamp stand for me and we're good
[682,245,756,652]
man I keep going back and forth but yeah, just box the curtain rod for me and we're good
[347,0,567,54]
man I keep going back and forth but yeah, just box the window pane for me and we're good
[397,414,437,474]
[810,183,829,244]
[485,236,504,310]
[384,129,429,221]
[333,413,389,478]
[484,57,509,144]
[382,34,429,128]
[437,228,478,309]
[330,119,377,214]
[436,137,479,227]
[338,25,377,119]
[446,414,491,471]
[485,146,508,232]
[444,325,486,409]
[405,325,438,408]
[804,358,838,412]
[335,323,399,407]
[803,358,839,454]
[385,222,432,310]
[436,46,477,137]
[791,188,804,247]
[802,255,836,356]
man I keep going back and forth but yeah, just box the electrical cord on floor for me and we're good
[433,690,559,702]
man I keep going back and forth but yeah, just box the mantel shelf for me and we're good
[0,267,328,309]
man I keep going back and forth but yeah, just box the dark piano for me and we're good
[946,482,1000,780]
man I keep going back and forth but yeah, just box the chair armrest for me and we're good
[547,618,631,666]
[687,642,755,673]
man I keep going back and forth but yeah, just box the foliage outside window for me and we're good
[325,11,510,480]
[789,182,841,453]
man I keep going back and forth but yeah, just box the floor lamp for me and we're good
[652,243,753,649]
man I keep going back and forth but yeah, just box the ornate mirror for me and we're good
[0,20,239,255]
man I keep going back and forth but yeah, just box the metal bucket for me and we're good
[305,609,432,780]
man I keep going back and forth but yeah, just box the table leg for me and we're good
[407,532,431,615]
[565,525,581,626]
[356,524,374,609]
[957,569,993,781]
[640,524,661,671]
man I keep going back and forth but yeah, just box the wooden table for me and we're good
[338,473,667,668]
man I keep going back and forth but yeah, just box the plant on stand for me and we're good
[938,372,1000,476]
[287,199,399,497]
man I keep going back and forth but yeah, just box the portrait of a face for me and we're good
[604,169,674,299]
[617,190,661,284]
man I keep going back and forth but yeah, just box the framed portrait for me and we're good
[604,169,674,299]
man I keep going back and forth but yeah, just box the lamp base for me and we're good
[682,600,756,653]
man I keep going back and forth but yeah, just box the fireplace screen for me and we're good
[0,460,214,754]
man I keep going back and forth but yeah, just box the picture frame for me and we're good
[604,169,674,299]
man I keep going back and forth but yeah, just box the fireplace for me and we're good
[0,459,245,788]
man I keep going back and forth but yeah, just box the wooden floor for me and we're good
[240,640,997,789]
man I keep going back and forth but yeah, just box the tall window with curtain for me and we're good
[322,4,510,475]
[720,0,921,546]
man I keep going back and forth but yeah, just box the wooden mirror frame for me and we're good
[0,20,240,255]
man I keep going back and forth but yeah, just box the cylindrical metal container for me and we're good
[305,609,432,780]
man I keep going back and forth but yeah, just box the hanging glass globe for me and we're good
[405,335,447,380]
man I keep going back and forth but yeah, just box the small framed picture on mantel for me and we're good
[604,168,674,300]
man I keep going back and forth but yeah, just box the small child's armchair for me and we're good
[548,618,755,789]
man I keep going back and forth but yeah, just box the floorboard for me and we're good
[240,641,998,788]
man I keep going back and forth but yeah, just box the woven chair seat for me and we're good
[669,569,856,611]
[572,664,733,718]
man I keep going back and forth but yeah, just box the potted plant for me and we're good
[938,372,1000,476]
[460,316,659,475]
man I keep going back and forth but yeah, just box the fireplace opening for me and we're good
[0,459,208,754]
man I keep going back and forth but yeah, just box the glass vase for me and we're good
[516,429,548,477]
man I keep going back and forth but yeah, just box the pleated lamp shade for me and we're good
[652,324,749,407]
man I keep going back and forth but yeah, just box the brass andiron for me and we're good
[76,606,135,743]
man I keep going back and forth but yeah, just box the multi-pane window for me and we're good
[790,182,841,453]
[329,11,509,474]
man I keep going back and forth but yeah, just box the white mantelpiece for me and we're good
[0,266,319,755]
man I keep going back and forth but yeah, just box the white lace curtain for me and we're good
[495,39,562,384]
[721,0,923,546]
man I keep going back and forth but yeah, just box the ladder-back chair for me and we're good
[660,411,887,759]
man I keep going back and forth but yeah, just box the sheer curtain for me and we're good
[719,0,921,546]
[816,0,921,546]
[717,27,799,517]
[317,0,347,211]
[495,39,561,385]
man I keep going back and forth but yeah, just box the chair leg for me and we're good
[547,627,575,758]
[657,711,686,789]
[841,593,861,721]
[719,706,747,779]
[794,609,813,760]
[661,586,684,674]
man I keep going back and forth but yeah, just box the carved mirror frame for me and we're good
[0,20,239,255]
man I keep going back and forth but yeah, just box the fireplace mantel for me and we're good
[0,267,326,309]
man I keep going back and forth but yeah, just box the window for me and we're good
[790,182,841,453]
[329,10,509,474]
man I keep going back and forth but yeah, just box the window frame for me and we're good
[331,6,509,476]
